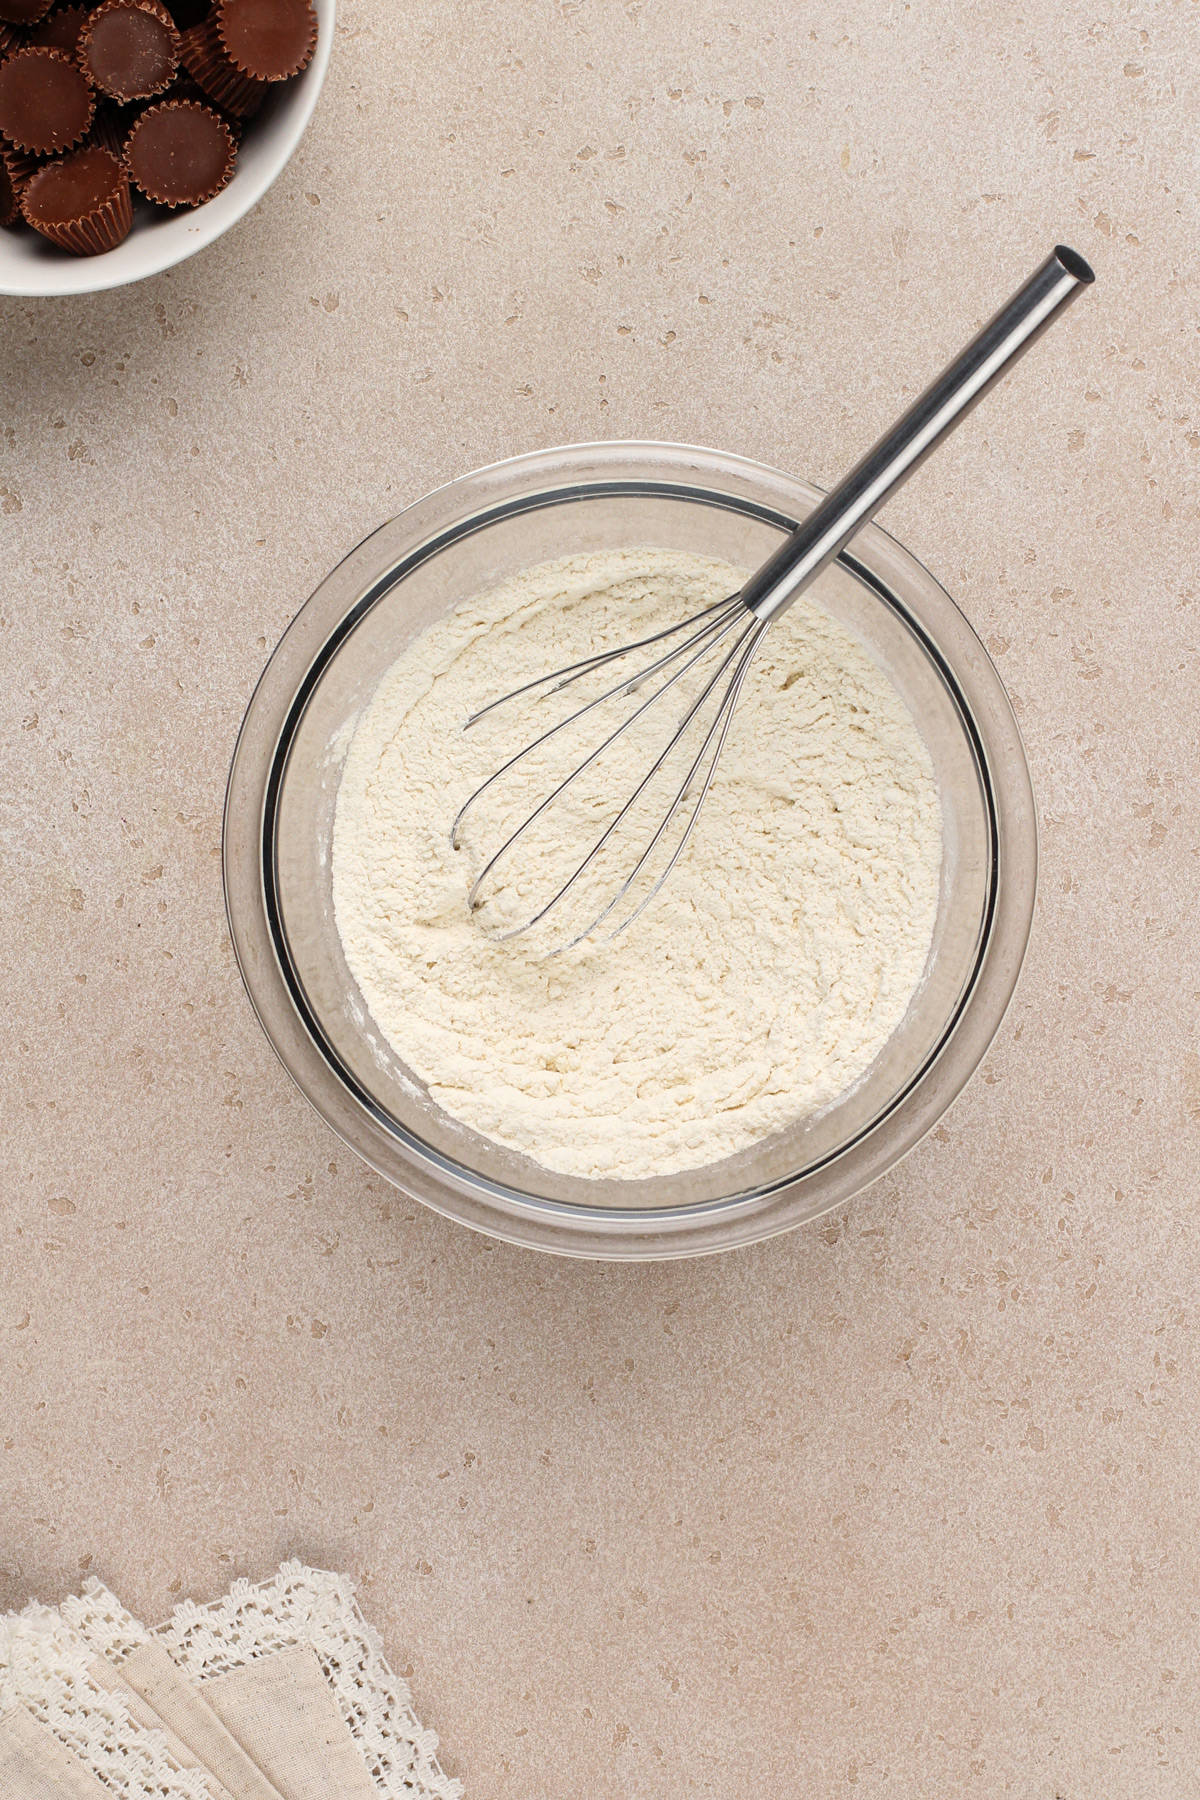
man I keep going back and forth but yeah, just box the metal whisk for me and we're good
[453,245,1094,949]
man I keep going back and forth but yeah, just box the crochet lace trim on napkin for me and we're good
[0,1606,213,1800]
[151,1564,460,1800]
[62,1586,153,1670]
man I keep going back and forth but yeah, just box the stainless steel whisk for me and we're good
[453,245,1094,949]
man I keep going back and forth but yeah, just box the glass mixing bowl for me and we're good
[223,443,1036,1259]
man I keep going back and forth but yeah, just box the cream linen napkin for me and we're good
[87,1643,282,1800]
[196,1643,379,1800]
[65,1589,371,1800]
[0,1705,112,1800]
[64,1566,460,1800]
[0,1606,214,1799]
[58,1588,270,1800]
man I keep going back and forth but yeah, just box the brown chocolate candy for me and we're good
[216,0,315,82]
[0,153,18,227]
[178,16,265,116]
[0,0,54,23]
[0,21,21,54]
[28,5,89,52]
[80,0,180,103]
[0,46,94,154]
[161,68,210,104]
[21,142,132,251]
[126,95,234,205]
[1,138,45,190]
[87,102,131,162]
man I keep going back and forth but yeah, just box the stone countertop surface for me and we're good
[2,2,1197,1794]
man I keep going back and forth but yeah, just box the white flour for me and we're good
[332,549,941,1180]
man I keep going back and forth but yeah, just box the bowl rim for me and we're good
[0,0,335,298]
[223,440,1038,1259]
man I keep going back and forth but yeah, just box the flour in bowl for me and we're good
[331,549,941,1180]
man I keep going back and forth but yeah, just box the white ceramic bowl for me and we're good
[0,0,334,297]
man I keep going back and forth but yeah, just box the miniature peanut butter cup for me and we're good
[28,5,88,51]
[80,0,180,103]
[215,0,316,81]
[178,16,265,116]
[126,96,234,205]
[21,142,132,251]
[1,138,45,191]
[0,47,94,154]
[0,154,18,226]
[161,68,212,105]
[87,102,131,162]
[0,0,54,24]
[163,69,244,139]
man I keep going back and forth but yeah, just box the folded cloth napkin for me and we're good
[0,1704,114,1800]
[87,1642,283,1800]
[2,1567,460,1800]
[0,1606,213,1799]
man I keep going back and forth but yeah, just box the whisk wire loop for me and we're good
[462,594,746,729]
[493,609,764,944]
[450,593,742,852]
[552,616,771,953]
[453,246,1094,947]
[459,599,753,915]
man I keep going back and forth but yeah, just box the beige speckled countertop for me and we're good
[3,2,1198,1794]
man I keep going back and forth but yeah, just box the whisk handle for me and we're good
[741,244,1095,624]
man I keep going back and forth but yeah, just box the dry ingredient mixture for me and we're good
[331,549,942,1181]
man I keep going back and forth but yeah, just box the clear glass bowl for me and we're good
[223,443,1036,1259]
